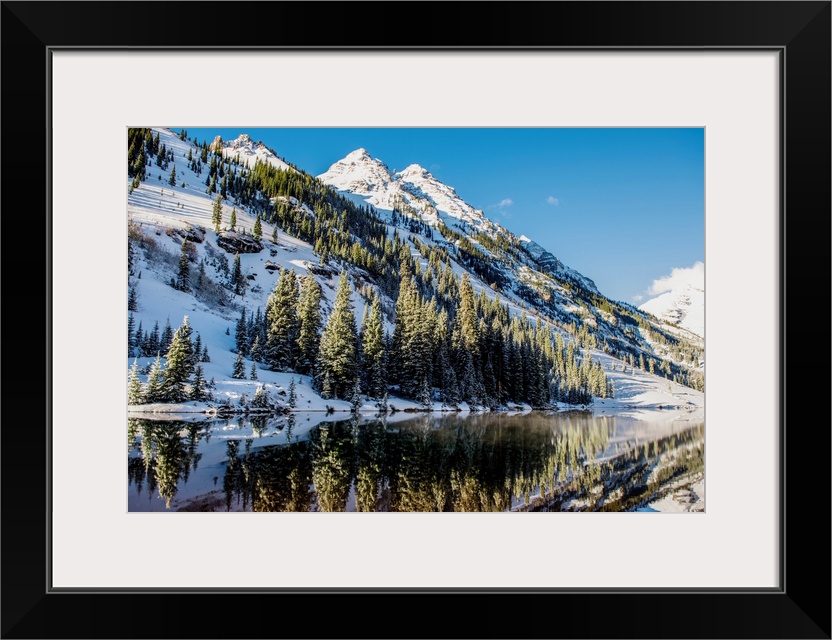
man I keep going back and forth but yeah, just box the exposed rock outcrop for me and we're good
[216,231,263,254]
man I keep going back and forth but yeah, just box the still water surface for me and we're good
[128,411,703,512]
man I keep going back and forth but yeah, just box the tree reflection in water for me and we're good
[129,413,703,512]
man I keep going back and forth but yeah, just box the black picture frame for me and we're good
[2,2,829,638]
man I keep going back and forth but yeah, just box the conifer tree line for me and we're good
[229,265,610,409]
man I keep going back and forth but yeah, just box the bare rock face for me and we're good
[208,135,224,153]
[216,231,263,254]
[167,225,205,243]
[306,262,339,278]
[180,226,206,244]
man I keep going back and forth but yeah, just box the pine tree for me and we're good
[127,358,144,405]
[161,316,195,402]
[190,364,206,400]
[127,313,136,356]
[295,275,322,376]
[249,362,258,380]
[128,285,138,311]
[418,377,432,408]
[145,353,165,403]
[251,384,269,409]
[361,297,386,399]
[231,253,245,296]
[160,320,174,355]
[232,352,246,379]
[229,208,237,232]
[192,334,202,367]
[175,239,191,292]
[265,269,300,371]
[196,260,206,291]
[351,379,362,412]
[212,194,223,233]
[250,335,263,362]
[134,319,144,355]
[457,273,480,356]
[316,271,358,399]
[169,165,177,186]
[235,308,248,355]
[201,344,210,362]
[253,215,262,240]
[392,276,426,397]
[140,328,152,357]
[288,378,297,409]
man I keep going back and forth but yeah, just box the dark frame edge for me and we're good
[2,3,50,638]
[2,1,830,639]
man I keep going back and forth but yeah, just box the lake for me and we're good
[128,411,703,512]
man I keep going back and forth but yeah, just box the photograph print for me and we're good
[126,127,704,513]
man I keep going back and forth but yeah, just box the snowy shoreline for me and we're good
[127,401,702,424]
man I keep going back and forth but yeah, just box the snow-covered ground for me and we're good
[590,350,703,423]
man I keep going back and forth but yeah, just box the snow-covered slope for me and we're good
[639,283,704,338]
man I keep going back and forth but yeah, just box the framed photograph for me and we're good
[3,2,829,638]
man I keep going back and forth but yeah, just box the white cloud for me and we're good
[632,294,644,302]
[488,198,514,217]
[546,195,559,205]
[647,261,705,296]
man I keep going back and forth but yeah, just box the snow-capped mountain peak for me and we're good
[638,262,704,338]
[319,150,483,227]
[396,163,431,180]
[344,147,373,162]
[318,149,599,295]
[317,148,395,200]
[639,282,704,338]
[221,133,293,172]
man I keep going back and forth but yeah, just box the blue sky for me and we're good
[183,127,703,304]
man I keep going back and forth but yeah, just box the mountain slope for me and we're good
[318,149,599,293]
[127,128,704,415]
